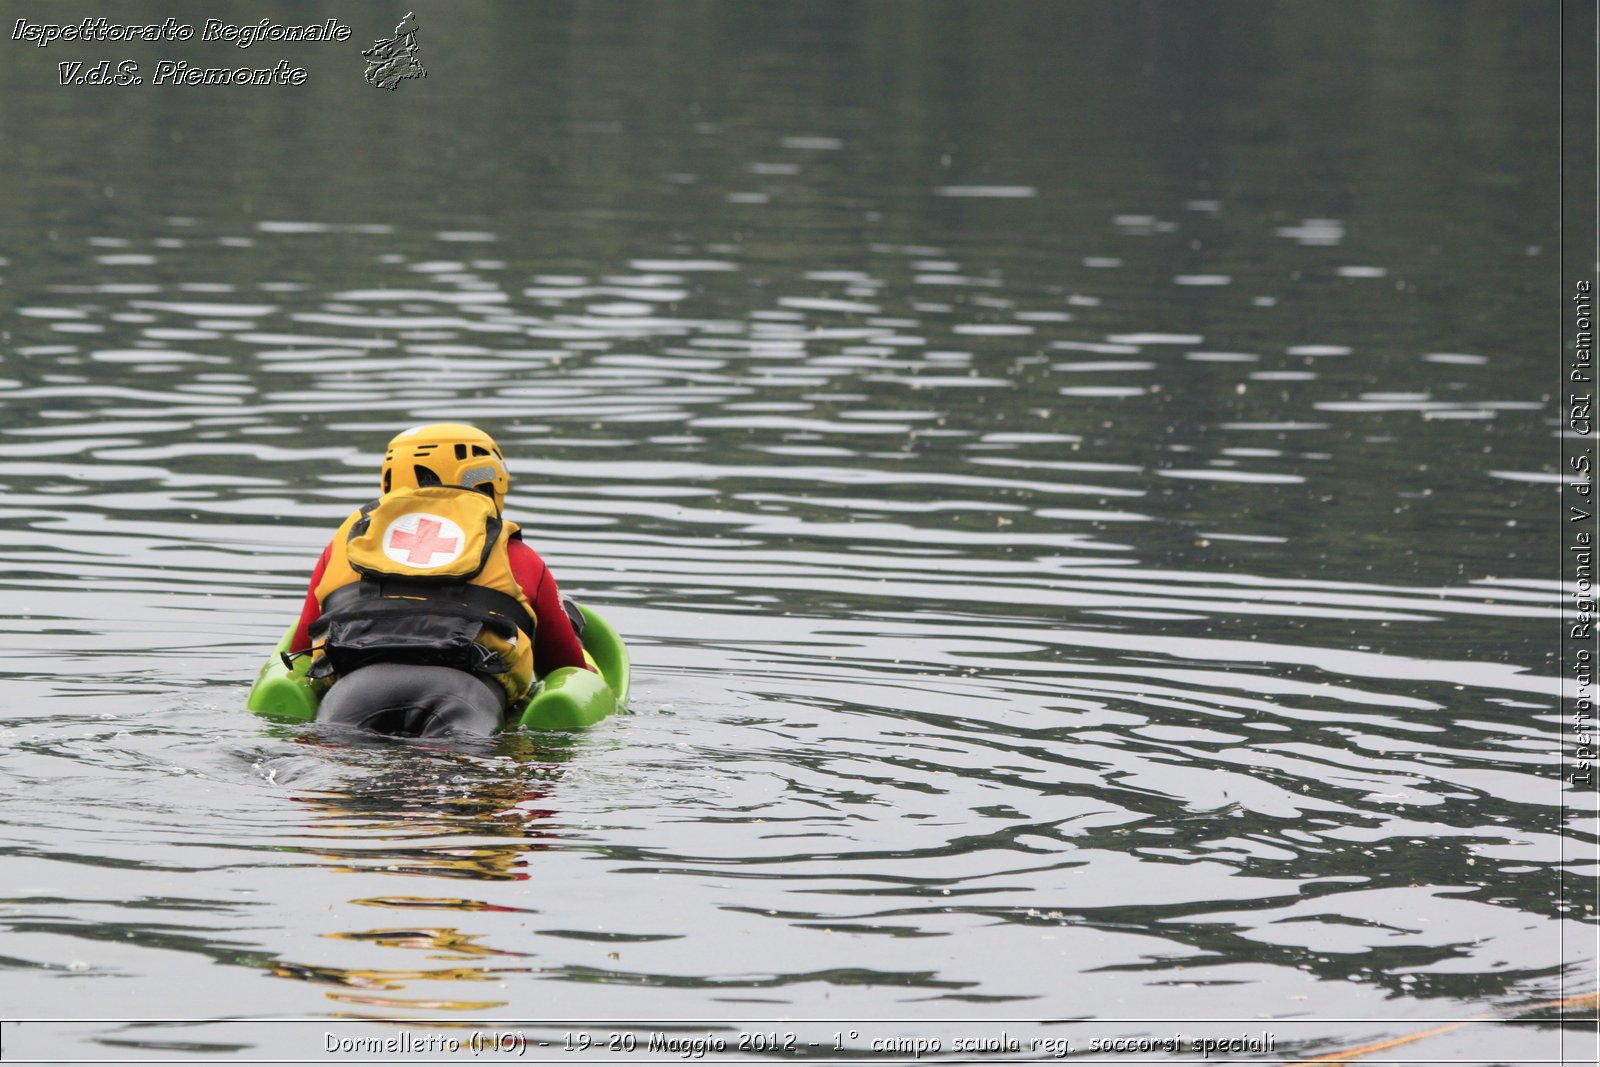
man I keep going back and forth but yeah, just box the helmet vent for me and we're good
[382,469,391,493]
[413,465,442,487]
[454,444,468,460]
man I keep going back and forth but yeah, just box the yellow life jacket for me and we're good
[308,486,537,703]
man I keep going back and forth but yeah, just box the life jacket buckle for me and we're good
[280,646,314,672]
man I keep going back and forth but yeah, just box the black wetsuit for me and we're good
[318,663,507,737]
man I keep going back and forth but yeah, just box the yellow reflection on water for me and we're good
[350,895,531,912]
[263,740,581,1007]
[326,926,529,960]
[285,743,569,881]
[269,959,527,990]
[311,843,536,881]
[327,994,510,1012]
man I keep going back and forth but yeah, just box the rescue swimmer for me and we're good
[287,423,594,736]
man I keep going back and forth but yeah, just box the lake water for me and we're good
[0,2,1593,1062]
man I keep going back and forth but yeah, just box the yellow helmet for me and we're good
[381,423,510,511]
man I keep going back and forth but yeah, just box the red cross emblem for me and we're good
[387,517,460,565]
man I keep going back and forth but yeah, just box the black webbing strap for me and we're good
[317,577,537,643]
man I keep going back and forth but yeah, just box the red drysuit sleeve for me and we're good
[290,542,333,653]
[507,536,595,675]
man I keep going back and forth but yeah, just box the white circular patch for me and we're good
[382,512,467,568]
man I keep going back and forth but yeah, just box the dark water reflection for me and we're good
[0,0,1590,1061]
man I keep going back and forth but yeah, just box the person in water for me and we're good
[290,423,593,735]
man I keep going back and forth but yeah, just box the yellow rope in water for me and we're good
[1289,991,1599,1065]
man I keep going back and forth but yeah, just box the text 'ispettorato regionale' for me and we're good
[12,18,353,87]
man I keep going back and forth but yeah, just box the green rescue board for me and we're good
[247,604,630,730]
